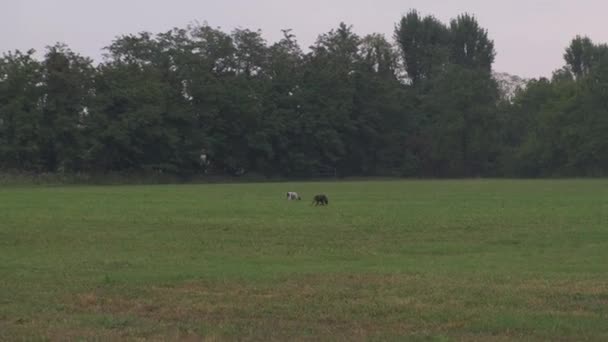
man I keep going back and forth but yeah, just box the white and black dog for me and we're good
[286,192,301,200]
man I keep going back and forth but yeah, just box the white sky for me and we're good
[3,0,608,78]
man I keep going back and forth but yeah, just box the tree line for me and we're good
[1,10,607,178]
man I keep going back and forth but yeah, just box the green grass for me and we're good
[1,179,608,341]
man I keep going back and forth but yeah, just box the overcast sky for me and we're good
[4,0,608,78]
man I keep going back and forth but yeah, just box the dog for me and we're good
[312,194,328,206]
[286,192,301,200]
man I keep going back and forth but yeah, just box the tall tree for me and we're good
[0,50,43,170]
[421,65,500,176]
[300,23,361,175]
[564,36,597,79]
[349,33,416,175]
[90,33,186,173]
[262,29,305,175]
[395,10,450,86]
[40,44,95,172]
[449,13,495,71]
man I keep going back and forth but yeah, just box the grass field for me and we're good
[1,179,608,341]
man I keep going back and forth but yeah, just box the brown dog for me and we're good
[312,194,328,206]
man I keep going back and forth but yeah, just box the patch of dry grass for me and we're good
[27,274,599,341]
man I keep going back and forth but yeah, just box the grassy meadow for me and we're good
[1,179,608,340]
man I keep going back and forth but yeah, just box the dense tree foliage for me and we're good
[2,11,608,178]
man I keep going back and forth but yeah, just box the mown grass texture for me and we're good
[1,180,607,340]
